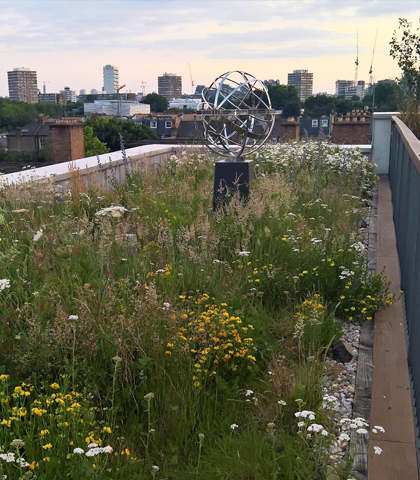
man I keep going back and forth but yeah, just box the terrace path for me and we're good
[367,175,418,479]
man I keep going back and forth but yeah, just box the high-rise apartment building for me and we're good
[7,67,38,103]
[60,87,76,103]
[287,69,313,101]
[103,65,119,94]
[158,73,182,100]
[335,80,353,97]
[335,80,365,100]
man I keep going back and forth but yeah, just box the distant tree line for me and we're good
[264,82,401,118]
[0,98,85,133]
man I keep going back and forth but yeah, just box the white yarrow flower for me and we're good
[73,448,84,454]
[277,400,287,406]
[33,228,43,242]
[0,279,10,293]
[374,446,383,455]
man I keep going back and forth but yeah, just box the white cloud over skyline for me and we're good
[0,0,419,97]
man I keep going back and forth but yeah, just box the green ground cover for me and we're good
[0,141,392,479]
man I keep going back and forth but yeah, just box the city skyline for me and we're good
[1,0,420,98]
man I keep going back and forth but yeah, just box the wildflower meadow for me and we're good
[0,139,392,479]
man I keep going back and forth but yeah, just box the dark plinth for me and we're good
[213,159,254,211]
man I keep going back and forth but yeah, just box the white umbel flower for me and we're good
[0,279,10,293]
[33,229,43,242]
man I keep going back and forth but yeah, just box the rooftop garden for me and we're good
[0,140,393,479]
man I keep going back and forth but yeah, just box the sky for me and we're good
[0,0,419,98]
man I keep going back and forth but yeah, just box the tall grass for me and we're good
[0,141,392,478]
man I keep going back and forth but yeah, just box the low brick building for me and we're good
[331,110,371,144]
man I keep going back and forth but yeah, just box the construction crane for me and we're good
[354,29,359,86]
[369,28,378,87]
[135,81,154,97]
[188,63,195,95]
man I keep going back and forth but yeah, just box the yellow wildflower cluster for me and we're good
[295,294,325,324]
[167,299,257,387]
[0,377,116,469]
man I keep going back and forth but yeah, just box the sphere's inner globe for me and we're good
[197,71,275,158]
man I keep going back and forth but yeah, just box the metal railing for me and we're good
[389,116,420,457]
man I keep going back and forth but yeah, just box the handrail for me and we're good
[392,116,420,174]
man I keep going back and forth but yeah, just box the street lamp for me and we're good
[116,84,126,119]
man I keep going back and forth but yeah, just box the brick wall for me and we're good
[281,122,300,141]
[49,124,85,164]
[331,122,370,144]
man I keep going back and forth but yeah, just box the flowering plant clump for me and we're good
[95,206,127,218]
[166,299,258,387]
[293,295,343,352]
[257,140,377,195]
[0,376,132,478]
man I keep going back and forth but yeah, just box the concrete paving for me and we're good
[368,175,418,479]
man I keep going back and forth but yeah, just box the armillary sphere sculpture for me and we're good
[195,71,276,210]
[197,70,275,160]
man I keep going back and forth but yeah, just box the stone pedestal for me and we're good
[213,159,254,210]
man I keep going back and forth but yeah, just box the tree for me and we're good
[371,82,401,111]
[85,117,157,151]
[267,85,301,116]
[390,18,420,103]
[65,102,84,116]
[390,18,420,137]
[83,125,110,157]
[35,102,63,117]
[0,99,37,132]
[304,95,336,117]
[142,93,169,113]
[282,101,301,118]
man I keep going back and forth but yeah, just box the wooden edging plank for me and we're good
[367,175,418,480]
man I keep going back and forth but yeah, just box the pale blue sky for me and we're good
[1,0,419,97]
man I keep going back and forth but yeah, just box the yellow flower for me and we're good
[0,375,9,382]
[50,383,59,390]
[103,426,112,434]
[43,444,52,450]
[43,457,50,462]
[41,430,50,436]
[31,408,47,417]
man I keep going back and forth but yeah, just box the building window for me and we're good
[312,119,318,128]
[39,138,46,149]
[321,119,329,127]
[150,121,157,128]
[165,121,172,128]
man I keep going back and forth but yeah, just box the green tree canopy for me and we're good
[0,98,65,132]
[142,93,169,113]
[390,18,420,102]
[85,117,157,151]
[267,85,301,117]
[83,125,110,157]
[303,95,336,117]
